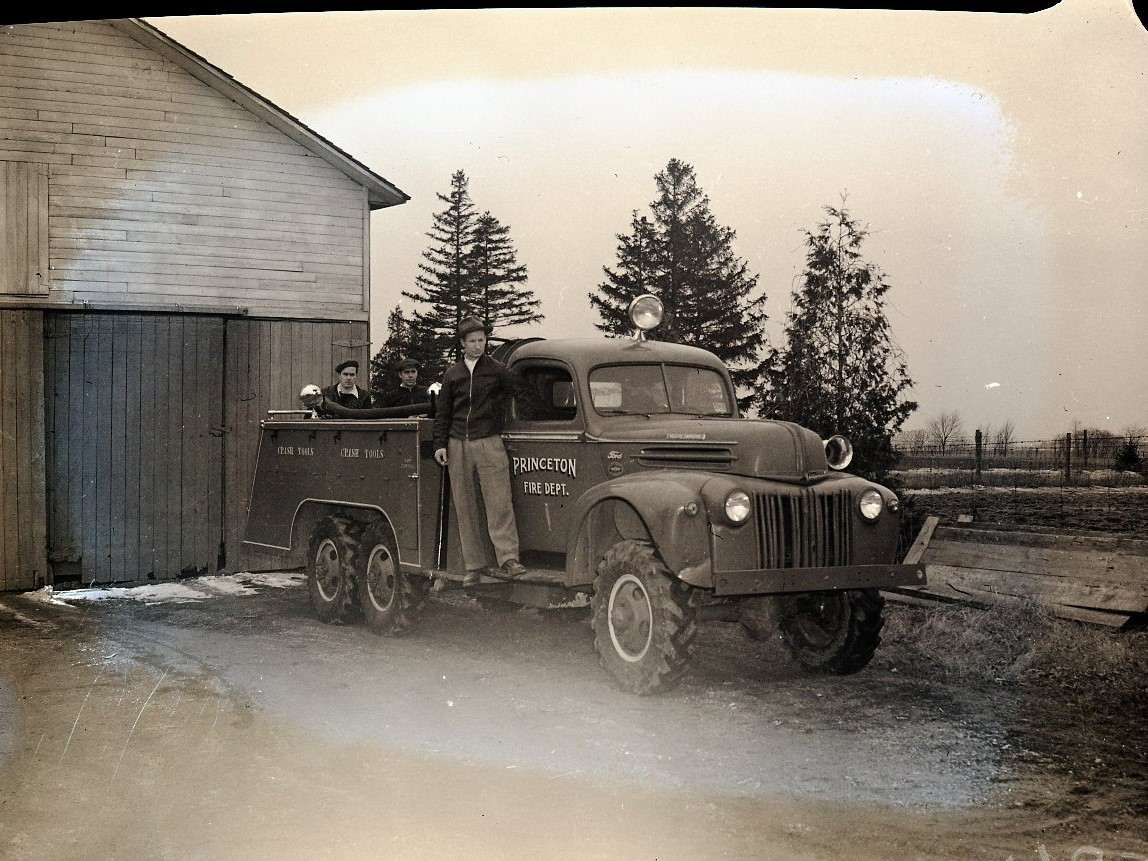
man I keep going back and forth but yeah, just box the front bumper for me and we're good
[711,563,926,597]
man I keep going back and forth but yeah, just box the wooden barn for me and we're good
[0,18,408,591]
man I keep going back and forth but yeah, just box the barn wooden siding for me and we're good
[0,21,368,320]
[1,161,49,295]
[40,311,368,585]
[0,309,48,591]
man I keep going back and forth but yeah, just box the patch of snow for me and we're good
[233,571,305,589]
[193,577,256,597]
[28,571,305,605]
[21,586,73,607]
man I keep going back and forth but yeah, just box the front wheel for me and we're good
[356,523,427,636]
[306,516,360,623]
[775,589,885,674]
[590,540,697,695]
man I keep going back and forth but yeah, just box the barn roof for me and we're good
[111,18,409,211]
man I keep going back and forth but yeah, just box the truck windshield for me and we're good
[589,364,733,417]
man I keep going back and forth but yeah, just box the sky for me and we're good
[149,3,1148,440]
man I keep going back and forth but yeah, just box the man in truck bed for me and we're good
[433,316,528,586]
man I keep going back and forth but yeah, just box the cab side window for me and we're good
[515,364,578,423]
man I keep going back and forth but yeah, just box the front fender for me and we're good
[564,472,712,587]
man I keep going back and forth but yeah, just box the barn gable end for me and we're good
[0,19,401,320]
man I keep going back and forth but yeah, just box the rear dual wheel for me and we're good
[356,524,428,636]
[306,516,361,623]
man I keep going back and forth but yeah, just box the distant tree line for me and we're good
[895,414,1146,474]
[375,159,920,480]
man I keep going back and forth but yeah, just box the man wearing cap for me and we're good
[322,360,376,409]
[379,357,429,408]
[433,316,527,586]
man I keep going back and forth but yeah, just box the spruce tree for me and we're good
[467,211,541,331]
[403,169,477,365]
[370,305,447,391]
[589,212,657,337]
[589,159,767,408]
[403,170,540,366]
[762,201,917,479]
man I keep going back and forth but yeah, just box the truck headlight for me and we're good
[823,435,853,470]
[859,489,884,521]
[724,490,752,525]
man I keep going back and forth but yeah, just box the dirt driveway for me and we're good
[1,578,1145,860]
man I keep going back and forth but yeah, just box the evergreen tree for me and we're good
[762,200,917,479]
[468,211,541,331]
[403,169,478,366]
[370,305,447,391]
[402,170,540,366]
[589,212,657,337]
[589,158,767,408]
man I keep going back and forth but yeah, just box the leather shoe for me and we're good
[500,559,527,579]
[462,569,483,588]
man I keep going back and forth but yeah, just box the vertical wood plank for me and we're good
[0,313,14,588]
[26,311,48,588]
[9,164,29,295]
[94,315,114,584]
[152,315,172,579]
[109,316,128,581]
[188,317,207,573]
[80,315,100,584]
[67,316,86,580]
[123,315,142,580]
[43,315,58,571]
[36,165,49,294]
[13,312,29,584]
[1,166,13,294]
[205,317,224,573]
[167,315,185,575]
[138,315,156,579]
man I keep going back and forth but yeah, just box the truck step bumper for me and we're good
[712,563,927,597]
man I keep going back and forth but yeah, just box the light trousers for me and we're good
[447,435,520,571]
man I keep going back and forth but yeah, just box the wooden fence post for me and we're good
[975,429,983,483]
[1065,432,1072,485]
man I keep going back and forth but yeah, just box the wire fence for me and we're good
[891,433,1147,490]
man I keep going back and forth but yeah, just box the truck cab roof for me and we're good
[502,336,730,376]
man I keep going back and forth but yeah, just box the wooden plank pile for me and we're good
[890,516,1148,628]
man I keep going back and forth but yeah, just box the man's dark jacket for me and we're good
[432,354,523,450]
[379,384,429,408]
[322,384,376,410]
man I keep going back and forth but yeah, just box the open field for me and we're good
[902,486,1148,540]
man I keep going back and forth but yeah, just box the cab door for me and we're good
[502,360,600,555]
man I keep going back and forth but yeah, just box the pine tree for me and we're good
[467,211,541,331]
[762,200,917,479]
[370,305,447,391]
[403,169,478,366]
[403,170,540,366]
[589,159,767,408]
[589,212,657,337]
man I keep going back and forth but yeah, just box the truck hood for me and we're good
[598,417,830,479]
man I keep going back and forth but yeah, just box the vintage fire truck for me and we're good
[244,296,925,694]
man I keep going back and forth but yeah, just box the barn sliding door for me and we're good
[44,313,225,585]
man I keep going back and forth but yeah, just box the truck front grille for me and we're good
[754,488,853,568]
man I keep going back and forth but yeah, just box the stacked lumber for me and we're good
[889,516,1148,628]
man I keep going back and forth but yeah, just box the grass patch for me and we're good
[880,601,1148,695]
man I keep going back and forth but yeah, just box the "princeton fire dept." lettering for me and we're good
[511,456,577,479]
